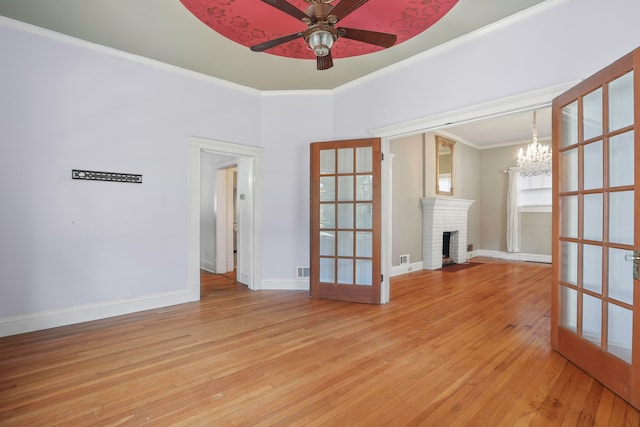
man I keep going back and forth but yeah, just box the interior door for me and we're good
[310,138,381,304]
[552,48,639,409]
[235,157,253,286]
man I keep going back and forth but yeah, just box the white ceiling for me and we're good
[0,0,552,147]
[441,107,552,149]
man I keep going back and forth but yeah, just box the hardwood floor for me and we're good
[1,261,638,425]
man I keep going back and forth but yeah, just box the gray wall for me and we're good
[521,212,552,255]
[390,135,424,266]
[479,144,551,255]
[454,141,481,252]
[479,146,515,252]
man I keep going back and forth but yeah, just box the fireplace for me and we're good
[442,231,455,265]
[421,198,474,270]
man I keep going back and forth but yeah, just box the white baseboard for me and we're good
[389,251,551,278]
[471,249,551,264]
[0,290,191,338]
[259,279,309,291]
[390,261,425,277]
[200,259,216,273]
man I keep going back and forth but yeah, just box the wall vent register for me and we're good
[72,169,142,184]
[296,266,310,279]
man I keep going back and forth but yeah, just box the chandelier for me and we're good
[517,110,551,176]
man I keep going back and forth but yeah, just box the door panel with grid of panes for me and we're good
[310,138,381,304]
[552,48,639,408]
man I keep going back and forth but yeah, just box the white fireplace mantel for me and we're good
[421,197,474,270]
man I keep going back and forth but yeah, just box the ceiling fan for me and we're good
[250,0,398,70]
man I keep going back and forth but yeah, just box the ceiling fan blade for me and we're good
[328,0,369,22]
[260,0,310,22]
[250,32,304,52]
[338,27,397,48]
[317,52,334,70]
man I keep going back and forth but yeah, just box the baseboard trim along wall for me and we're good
[472,250,551,264]
[390,250,551,277]
[0,290,191,338]
[200,259,216,273]
[390,261,425,277]
[260,279,309,291]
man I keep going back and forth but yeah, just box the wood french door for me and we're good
[310,138,381,304]
[552,48,640,409]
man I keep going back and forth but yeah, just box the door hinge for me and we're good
[381,274,384,282]
[381,153,384,161]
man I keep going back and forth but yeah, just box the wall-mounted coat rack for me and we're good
[72,169,142,183]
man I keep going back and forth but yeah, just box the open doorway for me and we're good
[375,83,575,292]
[199,156,239,297]
[188,137,263,302]
[200,156,237,274]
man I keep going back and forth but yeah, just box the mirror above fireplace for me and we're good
[435,135,455,195]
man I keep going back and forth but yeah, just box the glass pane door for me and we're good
[553,49,639,409]
[311,139,381,304]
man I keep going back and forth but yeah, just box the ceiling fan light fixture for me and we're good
[306,29,335,57]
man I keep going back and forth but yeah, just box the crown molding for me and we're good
[335,0,572,94]
[0,15,261,96]
[259,89,333,98]
[438,128,553,151]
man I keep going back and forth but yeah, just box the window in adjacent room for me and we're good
[517,173,552,212]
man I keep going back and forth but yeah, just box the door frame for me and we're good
[370,82,577,291]
[188,137,263,300]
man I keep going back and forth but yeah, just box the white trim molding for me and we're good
[200,259,217,273]
[520,205,552,213]
[0,291,190,338]
[371,82,579,139]
[335,0,571,94]
[472,249,551,264]
[390,261,425,277]
[0,16,261,96]
[260,280,310,291]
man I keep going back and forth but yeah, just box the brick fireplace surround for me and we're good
[421,198,474,270]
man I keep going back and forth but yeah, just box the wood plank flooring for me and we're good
[1,260,639,426]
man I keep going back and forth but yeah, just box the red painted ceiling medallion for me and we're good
[180,0,459,60]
